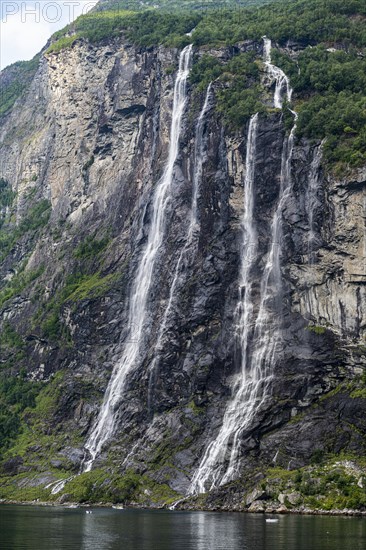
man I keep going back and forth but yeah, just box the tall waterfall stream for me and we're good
[148,83,213,415]
[190,38,298,494]
[49,39,306,497]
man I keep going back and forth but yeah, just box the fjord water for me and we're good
[1,506,365,550]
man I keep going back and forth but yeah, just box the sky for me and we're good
[0,1,98,70]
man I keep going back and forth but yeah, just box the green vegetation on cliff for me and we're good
[272,40,366,170]
[46,9,200,52]
[0,179,16,211]
[3,0,365,171]
[96,0,278,11]
[0,266,44,310]
[44,0,365,52]
[47,0,366,51]
[43,0,366,171]
[0,55,40,117]
[0,198,51,262]
[191,52,266,126]
[1,0,366,510]
[190,0,366,47]
[261,457,366,511]
[0,371,43,457]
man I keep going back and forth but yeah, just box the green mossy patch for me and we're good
[0,472,53,502]
[47,35,80,54]
[0,55,40,117]
[0,371,44,457]
[60,469,179,505]
[261,456,366,511]
[0,266,44,309]
[0,467,180,506]
[0,198,51,262]
[35,269,119,343]
[307,324,327,335]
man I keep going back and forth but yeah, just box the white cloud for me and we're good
[0,1,97,70]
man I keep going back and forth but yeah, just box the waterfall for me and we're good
[263,37,292,108]
[303,141,323,322]
[189,113,259,494]
[190,40,298,494]
[307,143,324,263]
[82,44,193,472]
[148,83,213,415]
[189,83,213,241]
[219,120,300,486]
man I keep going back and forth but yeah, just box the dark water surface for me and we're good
[0,505,366,550]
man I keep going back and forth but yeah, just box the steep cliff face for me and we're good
[1,35,365,509]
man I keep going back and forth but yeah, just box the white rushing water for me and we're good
[263,37,292,108]
[147,83,213,414]
[190,41,298,494]
[82,44,193,472]
[303,141,324,322]
[189,112,259,493]
[307,142,324,262]
[45,475,75,495]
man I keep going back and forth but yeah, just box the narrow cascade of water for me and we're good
[225,115,297,484]
[304,142,323,321]
[263,37,292,108]
[189,113,260,494]
[190,40,298,494]
[307,143,323,263]
[45,476,75,495]
[148,83,213,415]
[82,44,193,473]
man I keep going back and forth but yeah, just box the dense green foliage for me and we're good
[51,0,366,52]
[0,267,44,309]
[189,0,366,168]
[47,0,366,52]
[73,235,110,260]
[0,55,40,117]
[96,0,277,12]
[190,52,265,126]
[189,0,366,47]
[0,179,15,211]
[43,0,366,171]
[272,44,366,168]
[188,0,366,169]
[47,9,200,52]
[297,92,366,167]
[0,323,23,352]
[0,199,51,262]
[0,371,43,456]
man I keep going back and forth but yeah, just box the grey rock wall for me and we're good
[0,37,365,503]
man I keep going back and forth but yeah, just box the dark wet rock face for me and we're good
[0,38,365,509]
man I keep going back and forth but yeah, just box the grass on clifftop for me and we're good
[46,0,366,52]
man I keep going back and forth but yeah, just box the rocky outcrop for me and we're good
[0,35,365,509]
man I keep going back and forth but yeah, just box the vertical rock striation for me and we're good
[0,36,365,507]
